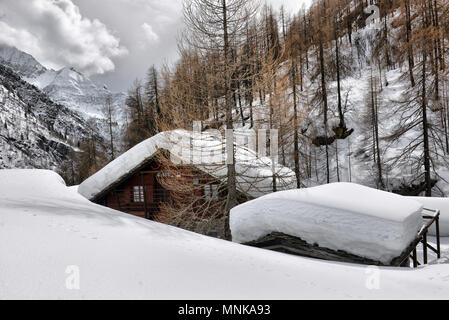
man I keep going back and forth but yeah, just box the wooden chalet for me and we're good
[92,153,176,219]
[78,130,296,221]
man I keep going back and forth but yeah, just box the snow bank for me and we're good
[78,130,296,200]
[0,169,68,199]
[407,197,449,237]
[231,183,424,264]
[1,170,449,299]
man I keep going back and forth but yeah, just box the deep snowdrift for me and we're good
[1,170,449,299]
[231,183,424,264]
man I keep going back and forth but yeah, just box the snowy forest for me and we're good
[60,0,449,200]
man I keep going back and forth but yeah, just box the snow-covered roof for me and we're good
[231,183,425,264]
[78,130,297,201]
[407,196,449,237]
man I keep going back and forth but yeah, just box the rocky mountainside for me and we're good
[0,44,126,120]
[0,63,92,169]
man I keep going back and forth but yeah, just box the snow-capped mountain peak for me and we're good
[0,44,47,79]
[0,44,126,120]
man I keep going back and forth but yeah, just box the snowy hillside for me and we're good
[1,169,449,299]
[0,64,90,169]
[225,13,449,197]
[0,44,126,120]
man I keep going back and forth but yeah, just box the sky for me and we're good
[0,0,312,92]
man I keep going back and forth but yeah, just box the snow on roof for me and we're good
[231,183,424,264]
[2,169,449,299]
[78,129,297,201]
[407,196,449,237]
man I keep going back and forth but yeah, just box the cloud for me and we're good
[0,0,128,75]
[141,23,159,43]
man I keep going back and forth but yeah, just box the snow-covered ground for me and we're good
[1,169,449,299]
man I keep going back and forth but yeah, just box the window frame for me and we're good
[133,185,145,203]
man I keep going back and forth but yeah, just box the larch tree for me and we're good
[101,95,118,161]
[183,0,258,240]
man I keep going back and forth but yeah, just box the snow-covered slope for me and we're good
[0,44,125,120]
[1,169,449,299]
[43,67,126,119]
[0,44,48,81]
[226,14,449,197]
[0,64,89,169]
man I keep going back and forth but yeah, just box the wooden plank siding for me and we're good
[95,156,221,220]
[97,158,169,219]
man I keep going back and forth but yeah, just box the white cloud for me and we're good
[142,22,159,43]
[0,0,128,75]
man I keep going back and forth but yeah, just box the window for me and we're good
[133,186,144,202]
[204,184,219,201]
[156,172,173,179]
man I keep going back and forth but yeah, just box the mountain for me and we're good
[42,67,126,119]
[0,44,126,120]
[0,63,91,169]
[0,45,48,80]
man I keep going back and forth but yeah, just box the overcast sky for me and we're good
[0,0,312,92]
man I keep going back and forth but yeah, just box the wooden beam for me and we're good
[436,216,441,258]
[422,231,428,264]
[141,173,148,219]
[114,188,122,212]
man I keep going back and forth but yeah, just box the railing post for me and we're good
[422,231,428,264]
[412,248,418,268]
[436,215,441,259]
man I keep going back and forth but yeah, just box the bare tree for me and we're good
[183,0,258,240]
[101,95,118,161]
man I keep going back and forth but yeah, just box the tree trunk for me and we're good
[319,26,330,183]
[404,0,415,87]
[422,51,432,196]
[291,31,301,188]
[334,18,344,128]
[222,0,237,240]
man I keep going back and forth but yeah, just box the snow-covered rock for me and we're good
[1,169,449,299]
[0,64,90,169]
[231,183,424,264]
